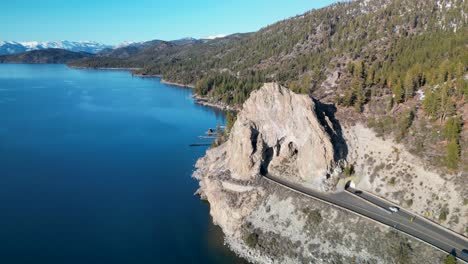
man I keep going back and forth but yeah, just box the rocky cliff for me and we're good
[225,83,337,189]
[193,83,448,263]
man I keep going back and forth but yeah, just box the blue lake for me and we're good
[0,64,245,263]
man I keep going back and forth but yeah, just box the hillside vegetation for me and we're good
[70,0,468,171]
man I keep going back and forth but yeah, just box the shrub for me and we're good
[405,199,413,207]
[444,254,457,264]
[396,109,415,142]
[439,211,448,222]
[225,111,237,132]
[343,164,355,176]
[303,208,323,225]
[244,232,259,248]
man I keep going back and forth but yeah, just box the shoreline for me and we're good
[126,73,194,89]
[192,94,240,112]
[68,65,142,71]
[68,65,239,112]
[160,79,195,89]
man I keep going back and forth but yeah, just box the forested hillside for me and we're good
[70,0,467,171]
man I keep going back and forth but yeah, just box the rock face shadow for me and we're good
[260,145,274,176]
[258,98,348,178]
[313,98,348,162]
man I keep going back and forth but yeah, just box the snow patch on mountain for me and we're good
[201,34,227,40]
[115,41,139,48]
[0,40,112,55]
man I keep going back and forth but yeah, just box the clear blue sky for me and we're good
[2,0,338,44]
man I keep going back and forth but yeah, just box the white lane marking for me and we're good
[265,176,466,253]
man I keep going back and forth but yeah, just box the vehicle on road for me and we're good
[410,216,415,222]
[461,249,468,257]
[389,206,399,213]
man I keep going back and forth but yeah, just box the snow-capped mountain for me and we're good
[114,37,199,48]
[0,41,27,55]
[201,34,227,40]
[0,38,204,56]
[114,41,140,48]
[170,37,200,45]
[0,41,112,55]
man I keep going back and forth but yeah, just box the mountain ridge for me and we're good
[0,40,112,55]
[0,37,210,56]
[0,48,93,64]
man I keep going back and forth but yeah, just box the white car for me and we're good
[389,206,399,213]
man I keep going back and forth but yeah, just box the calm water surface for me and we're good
[0,64,246,264]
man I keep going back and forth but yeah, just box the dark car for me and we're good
[461,249,468,257]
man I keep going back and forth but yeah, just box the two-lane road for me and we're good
[347,186,468,258]
[263,174,468,262]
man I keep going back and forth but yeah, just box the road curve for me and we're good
[263,174,468,263]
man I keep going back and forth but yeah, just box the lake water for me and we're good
[0,64,246,263]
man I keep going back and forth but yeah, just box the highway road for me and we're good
[263,174,468,262]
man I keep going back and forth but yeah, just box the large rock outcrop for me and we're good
[193,83,338,236]
[193,83,446,263]
[225,83,336,189]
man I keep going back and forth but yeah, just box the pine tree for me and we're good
[366,66,375,86]
[354,60,366,80]
[437,84,455,122]
[393,80,404,103]
[438,60,450,83]
[225,111,237,132]
[422,89,437,117]
[300,74,311,94]
[341,89,355,107]
[352,77,366,112]
[404,71,415,101]
[442,116,462,141]
[445,140,460,170]
[396,109,415,142]
[387,96,394,111]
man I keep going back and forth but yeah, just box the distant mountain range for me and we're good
[0,37,223,56]
[0,41,112,55]
[0,37,210,64]
[0,49,93,64]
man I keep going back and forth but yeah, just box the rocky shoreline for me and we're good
[156,79,239,111]
[192,94,240,112]
[159,79,194,88]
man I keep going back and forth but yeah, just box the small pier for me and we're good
[190,125,224,147]
[189,143,212,147]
